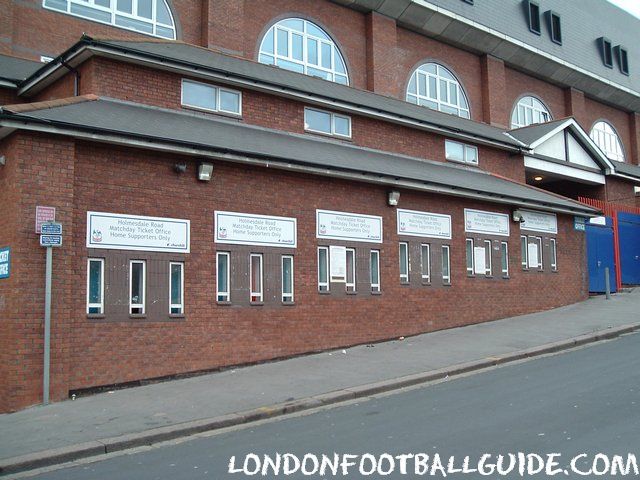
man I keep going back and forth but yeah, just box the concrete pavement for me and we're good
[1,289,639,474]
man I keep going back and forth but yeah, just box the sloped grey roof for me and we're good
[0,54,42,83]
[0,96,596,215]
[508,119,569,146]
[614,161,640,180]
[42,37,524,150]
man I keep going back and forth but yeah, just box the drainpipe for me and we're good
[60,60,81,96]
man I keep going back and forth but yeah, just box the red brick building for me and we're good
[1,0,639,412]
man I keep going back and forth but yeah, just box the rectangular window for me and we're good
[521,235,528,269]
[550,239,558,271]
[370,250,381,293]
[484,240,492,276]
[442,245,451,284]
[216,252,230,302]
[129,260,146,315]
[250,254,263,303]
[169,262,184,314]
[181,79,241,115]
[399,242,409,283]
[528,1,541,34]
[527,237,543,270]
[599,37,613,68]
[421,244,431,282]
[318,246,329,292]
[466,238,474,275]
[615,46,629,75]
[87,258,104,314]
[304,107,352,138]
[346,248,356,292]
[549,11,562,45]
[282,255,294,303]
[501,242,509,276]
[445,140,478,165]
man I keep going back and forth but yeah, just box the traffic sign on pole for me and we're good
[41,222,62,235]
[40,235,62,247]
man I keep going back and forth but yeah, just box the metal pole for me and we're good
[43,246,52,405]
[605,266,611,300]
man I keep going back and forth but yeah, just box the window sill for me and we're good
[304,129,353,142]
[250,302,264,306]
[467,273,475,278]
[216,300,232,306]
[371,290,382,295]
[129,314,147,319]
[169,314,185,319]
[318,290,331,295]
[182,104,242,121]
[421,280,431,286]
[502,275,510,280]
[87,314,105,319]
[346,290,358,295]
[282,301,296,306]
[443,281,452,287]
[400,281,410,286]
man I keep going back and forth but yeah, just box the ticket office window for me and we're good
[215,248,296,306]
[86,251,185,320]
[465,237,509,279]
[398,240,449,286]
[521,235,557,272]
[318,245,381,295]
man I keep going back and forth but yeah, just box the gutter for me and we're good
[17,38,528,154]
[0,114,596,217]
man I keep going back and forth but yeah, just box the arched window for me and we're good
[258,18,349,85]
[511,96,552,128]
[43,0,176,40]
[590,121,625,162]
[406,63,470,118]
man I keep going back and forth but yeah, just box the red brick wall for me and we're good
[0,132,588,411]
[0,88,19,105]
[0,133,77,412]
[606,177,639,205]
[505,67,567,127]
[3,0,203,61]
[582,97,633,166]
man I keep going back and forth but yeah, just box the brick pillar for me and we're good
[0,133,76,412]
[564,87,586,124]
[201,0,245,55]
[480,55,506,127]
[365,12,398,96]
[0,0,13,55]
[629,112,640,166]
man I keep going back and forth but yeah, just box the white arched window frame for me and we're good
[511,96,552,128]
[590,121,625,162]
[43,0,176,40]
[258,18,349,85]
[406,63,470,119]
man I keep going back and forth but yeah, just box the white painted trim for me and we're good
[524,155,606,185]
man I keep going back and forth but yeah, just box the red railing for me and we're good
[578,197,640,289]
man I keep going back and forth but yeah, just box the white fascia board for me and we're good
[525,155,606,185]
[527,120,573,149]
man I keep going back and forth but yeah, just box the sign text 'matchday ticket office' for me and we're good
[82,207,562,313]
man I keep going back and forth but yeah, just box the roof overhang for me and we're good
[331,0,640,112]
[0,109,596,217]
[15,38,526,153]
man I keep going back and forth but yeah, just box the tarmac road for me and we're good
[22,332,640,479]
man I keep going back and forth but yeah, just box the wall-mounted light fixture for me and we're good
[533,175,543,181]
[634,186,640,197]
[388,190,400,206]
[0,155,5,166]
[198,162,214,182]
[173,163,187,174]
[512,210,525,223]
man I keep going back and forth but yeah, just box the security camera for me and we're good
[173,163,187,174]
[512,210,526,223]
